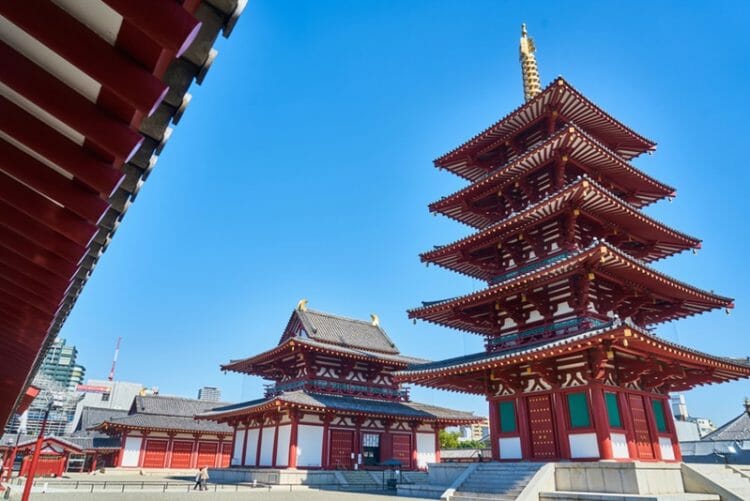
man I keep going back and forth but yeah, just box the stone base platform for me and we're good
[207,467,340,485]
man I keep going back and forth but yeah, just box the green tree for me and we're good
[439,430,460,449]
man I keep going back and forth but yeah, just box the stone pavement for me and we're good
[6,489,407,500]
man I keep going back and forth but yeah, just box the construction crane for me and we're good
[108,337,122,381]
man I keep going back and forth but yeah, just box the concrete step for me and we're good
[540,493,720,501]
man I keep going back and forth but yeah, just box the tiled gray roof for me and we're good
[199,390,479,423]
[701,408,750,442]
[100,414,231,434]
[64,435,122,451]
[132,395,230,417]
[77,407,129,432]
[295,309,400,354]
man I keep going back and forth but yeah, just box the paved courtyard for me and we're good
[6,488,406,500]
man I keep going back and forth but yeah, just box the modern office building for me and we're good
[198,387,222,402]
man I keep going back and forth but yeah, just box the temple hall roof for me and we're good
[197,390,480,424]
[701,401,750,442]
[288,308,401,355]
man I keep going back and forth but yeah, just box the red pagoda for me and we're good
[198,302,479,470]
[394,25,750,462]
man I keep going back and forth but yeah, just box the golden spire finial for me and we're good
[519,23,542,101]
[296,299,308,312]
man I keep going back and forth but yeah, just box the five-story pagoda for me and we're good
[394,25,750,462]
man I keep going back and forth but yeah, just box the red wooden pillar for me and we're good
[288,410,299,469]
[432,424,442,463]
[488,399,500,460]
[381,419,392,462]
[137,432,150,467]
[662,397,682,462]
[643,396,663,461]
[409,422,419,470]
[617,391,638,459]
[90,452,98,472]
[353,416,364,469]
[516,396,531,459]
[255,416,265,467]
[216,438,224,468]
[552,391,571,459]
[271,414,280,467]
[321,413,332,469]
[116,431,128,466]
[190,434,201,468]
[240,420,250,466]
[590,386,613,460]
[164,433,175,468]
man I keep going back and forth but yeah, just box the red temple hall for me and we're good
[394,26,750,462]
[198,303,479,470]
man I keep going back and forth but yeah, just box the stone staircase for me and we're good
[687,464,750,501]
[338,469,381,490]
[402,470,429,484]
[450,462,545,500]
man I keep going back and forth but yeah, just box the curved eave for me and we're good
[394,325,750,394]
[409,241,733,335]
[431,125,673,223]
[95,421,231,436]
[221,338,421,376]
[421,176,700,281]
[435,77,656,180]
[197,397,481,426]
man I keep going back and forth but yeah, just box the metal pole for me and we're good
[21,402,52,501]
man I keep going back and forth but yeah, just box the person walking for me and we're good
[199,466,210,491]
[193,467,203,490]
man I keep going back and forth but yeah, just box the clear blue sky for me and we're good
[59,1,750,426]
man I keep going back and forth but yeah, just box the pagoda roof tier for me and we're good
[196,390,481,425]
[421,177,700,280]
[392,324,750,394]
[431,125,674,222]
[409,241,733,335]
[435,78,656,181]
[222,336,428,376]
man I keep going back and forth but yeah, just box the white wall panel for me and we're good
[568,432,599,458]
[259,427,275,466]
[244,429,259,466]
[659,437,675,460]
[499,437,522,459]
[610,432,629,459]
[275,425,291,467]
[416,432,435,468]
[231,430,245,466]
[121,436,142,467]
[297,425,323,467]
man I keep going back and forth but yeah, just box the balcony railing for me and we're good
[487,316,612,350]
[489,251,571,285]
[265,380,409,401]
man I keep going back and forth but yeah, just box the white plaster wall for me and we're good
[232,430,245,466]
[244,428,259,466]
[297,425,323,467]
[568,432,599,459]
[611,432,629,459]
[275,425,291,467]
[121,436,142,467]
[416,432,435,468]
[259,427,275,466]
[499,437,522,459]
[659,437,675,460]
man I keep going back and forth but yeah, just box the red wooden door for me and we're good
[169,441,193,468]
[391,434,411,466]
[329,430,354,469]
[197,442,218,468]
[628,394,655,459]
[220,443,232,467]
[527,395,557,459]
[142,440,168,468]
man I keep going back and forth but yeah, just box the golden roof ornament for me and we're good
[370,313,380,327]
[296,298,308,312]
[519,23,542,101]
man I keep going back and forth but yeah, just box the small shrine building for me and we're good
[394,26,750,463]
[197,304,481,470]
